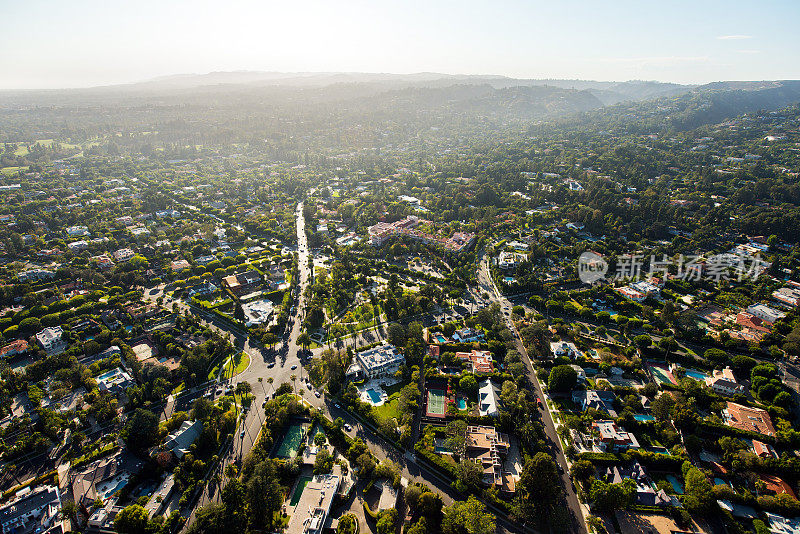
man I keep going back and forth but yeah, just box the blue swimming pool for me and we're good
[366,388,382,403]
[457,398,467,410]
[665,474,684,494]
[684,369,708,381]
[634,414,655,422]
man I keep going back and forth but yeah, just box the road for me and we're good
[478,254,588,534]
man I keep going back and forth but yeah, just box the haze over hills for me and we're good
[0,71,799,147]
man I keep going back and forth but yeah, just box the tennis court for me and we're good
[426,389,447,417]
[275,423,306,458]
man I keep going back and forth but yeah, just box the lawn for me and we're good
[372,381,407,421]
[208,351,251,380]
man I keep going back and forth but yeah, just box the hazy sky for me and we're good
[1,0,798,89]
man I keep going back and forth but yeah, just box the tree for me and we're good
[459,374,478,392]
[387,323,406,346]
[121,409,159,451]
[513,452,561,522]
[548,365,577,392]
[589,479,636,512]
[445,419,467,458]
[187,503,226,534]
[442,496,495,534]
[221,479,247,532]
[114,504,149,534]
[376,508,398,534]
[684,467,715,513]
[455,458,483,489]
[407,517,428,534]
[651,393,676,422]
[338,514,358,534]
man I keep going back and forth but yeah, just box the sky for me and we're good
[1,0,798,89]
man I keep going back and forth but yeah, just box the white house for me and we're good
[349,344,405,380]
[747,304,786,324]
[704,367,745,396]
[0,485,62,534]
[478,379,501,417]
[36,327,66,355]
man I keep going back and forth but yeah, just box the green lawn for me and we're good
[372,381,407,421]
[208,352,251,380]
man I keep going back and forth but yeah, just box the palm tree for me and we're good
[298,332,311,352]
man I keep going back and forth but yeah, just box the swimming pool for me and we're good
[275,423,306,458]
[366,388,382,404]
[713,478,730,487]
[457,398,467,410]
[434,334,447,343]
[665,474,684,494]
[634,414,655,422]
[290,476,312,506]
[684,369,709,381]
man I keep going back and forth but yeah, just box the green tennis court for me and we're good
[426,389,446,416]
[275,423,306,458]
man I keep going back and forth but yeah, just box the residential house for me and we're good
[285,466,342,534]
[346,344,405,381]
[0,339,28,359]
[747,304,786,324]
[550,341,581,359]
[478,379,501,417]
[0,485,63,534]
[766,512,800,534]
[113,248,135,262]
[752,440,779,459]
[704,367,745,396]
[35,327,66,355]
[451,327,484,343]
[171,259,191,272]
[70,451,144,510]
[604,463,675,507]
[464,425,515,493]
[96,367,134,395]
[164,420,203,459]
[222,270,262,297]
[572,390,617,417]
[722,402,775,437]
[456,350,494,374]
[592,420,640,451]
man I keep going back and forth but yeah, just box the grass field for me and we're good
[208,351,250,380]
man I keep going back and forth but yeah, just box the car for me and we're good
[240,429,246,439]
[267,362,275,368]
[204,391,213,399]
[344,423,352,431]
[334,402,341,409]
[262,400,267,408]
[216,388,223,395]
[314,391,321,398]
[306,383,312,389]
[291,364,297,370]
